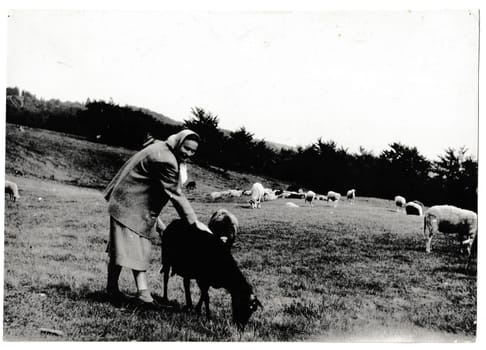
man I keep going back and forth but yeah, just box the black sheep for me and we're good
[160,220,262,328]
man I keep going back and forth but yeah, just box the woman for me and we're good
[103,129,211,306]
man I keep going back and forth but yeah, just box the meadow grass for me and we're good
[3,176,476,341]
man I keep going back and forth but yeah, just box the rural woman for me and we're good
[103,129,211,307]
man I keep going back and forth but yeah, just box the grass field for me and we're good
[3,124,477,341]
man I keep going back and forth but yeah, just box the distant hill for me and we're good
[127,105,181,126]
[4,123,292,200]
[129,104,292,151]
[7,87,292,152]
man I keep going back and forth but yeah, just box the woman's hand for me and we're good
[194,220,213,234]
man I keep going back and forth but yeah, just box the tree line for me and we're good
[6,87,477,211]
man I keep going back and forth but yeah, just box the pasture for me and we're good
[3,176,476,341]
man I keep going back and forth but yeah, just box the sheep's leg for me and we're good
[425,219,437,253]
[161,268,170,303]
[425,235,433,253]
[195,282,211,319]
[183,277,193,309]
[203,288,210,319]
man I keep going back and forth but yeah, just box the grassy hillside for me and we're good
[3,123,477,341]
[4,123,290,195]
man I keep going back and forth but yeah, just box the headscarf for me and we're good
[166,129,200,185]
[166,129,201,152]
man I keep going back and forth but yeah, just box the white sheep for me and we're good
[327,191,341,207]
[228,189,243,197]
[304,191,316,206]
[264,192,278,201]
[423,205,478,255]
[210,191,223,200]
[346,189,356,203]
[263,188,273,197]
[249,182,265,209]
[5,180,20,201]
[394,195,406,212]
[405,201,423,216]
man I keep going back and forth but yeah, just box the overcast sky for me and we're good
[6,9,479,160]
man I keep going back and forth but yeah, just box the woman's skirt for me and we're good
[106,217,152,271]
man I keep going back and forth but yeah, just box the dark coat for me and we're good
[104,137,197,238]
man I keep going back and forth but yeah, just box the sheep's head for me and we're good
[232,293,262,329]
[208,209,238,248]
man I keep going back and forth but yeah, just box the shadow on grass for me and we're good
[35,282,185,314]
[82,289,185,313]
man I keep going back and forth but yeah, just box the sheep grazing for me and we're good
[346,189,356,203]
[228,189,243,197]
[327,191,341,201]
[5,180,20,201]
[263,190,278,201]
[423,205,478,256]
[304,191,316,206]
[186,181,197,191]
[394,196,406,212]
[160,219,262,328]
[210,191,223,200]
[208,209,239,248]
[327,191,341,207]
[405,201,423,216]
[249,182,265,209]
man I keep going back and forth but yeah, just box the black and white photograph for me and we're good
[2,0,482,343]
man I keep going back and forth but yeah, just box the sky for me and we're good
[5,8,479,160]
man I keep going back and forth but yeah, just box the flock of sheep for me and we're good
[391,194,477,258]
[4,177,478,329]
[208,183,356,209]
[170,180,478,327]
[206,181,478,262]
